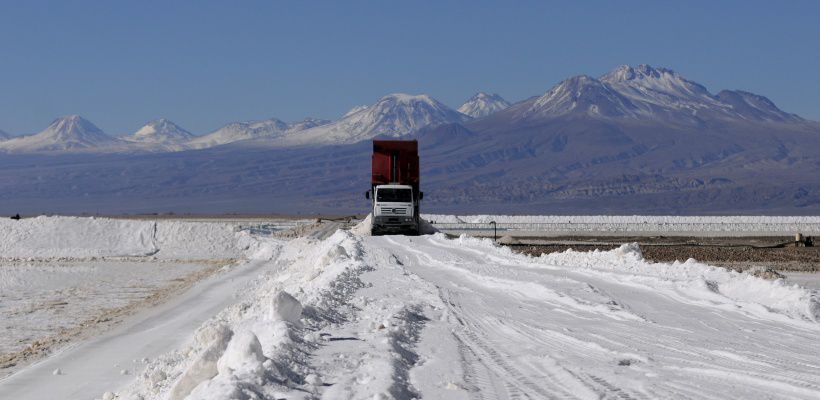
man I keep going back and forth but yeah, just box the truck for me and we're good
[365,139,423,235]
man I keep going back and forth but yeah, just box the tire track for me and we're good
[388,237,600,399]
[375,234,820,399]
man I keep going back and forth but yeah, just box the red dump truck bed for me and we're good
[371,140,420,188]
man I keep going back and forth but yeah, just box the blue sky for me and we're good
[0,0,818,135]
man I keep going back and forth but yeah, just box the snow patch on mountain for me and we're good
[188,117,332,149]
[343,105,369,117]
[716,90,803,123]
[279,93,470,146]
[0,115,120,152]
[600,64,718,107]
[458,92,510,118]
[188,118,290,149]
[286,117,331,132]
[525,75,640,119]
[0,129,10,141]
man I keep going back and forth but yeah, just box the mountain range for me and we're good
[0,64,818,215]
[0,93,492,153]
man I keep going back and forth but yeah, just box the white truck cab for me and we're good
[369,184,417,234]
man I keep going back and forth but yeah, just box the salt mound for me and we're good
[169,325,233,400]
[349,214,373,236]
[154,222,244,259]
[498,235,518,245]
[216,330,265,376]
[268,290,303,323]
[0,216,156,258]
[419,218,439,235]
[614,242,643,258]
[538,243,819,323]
[0,216,248,260]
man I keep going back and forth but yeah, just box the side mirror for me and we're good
[419,192,424,200]
[365,191,370,200]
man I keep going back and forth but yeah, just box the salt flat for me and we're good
[0,216,818,399]
[0,260,214,361]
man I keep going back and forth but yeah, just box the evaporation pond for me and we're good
[0,261,213,356]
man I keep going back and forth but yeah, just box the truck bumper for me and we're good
[372,216,418,235]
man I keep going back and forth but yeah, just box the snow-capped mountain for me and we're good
[279,93,470,146]
[458,92,510,118]
[125,118,195,144]
[513,64,804,126]
[0,129,10,141]
[188,117,331,149]
[0,115,120,152]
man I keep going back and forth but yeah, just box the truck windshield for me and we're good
[377,188,412,202]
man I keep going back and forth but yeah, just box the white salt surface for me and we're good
[2,216,820,399]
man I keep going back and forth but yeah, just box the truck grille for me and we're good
[380,207,408,215]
